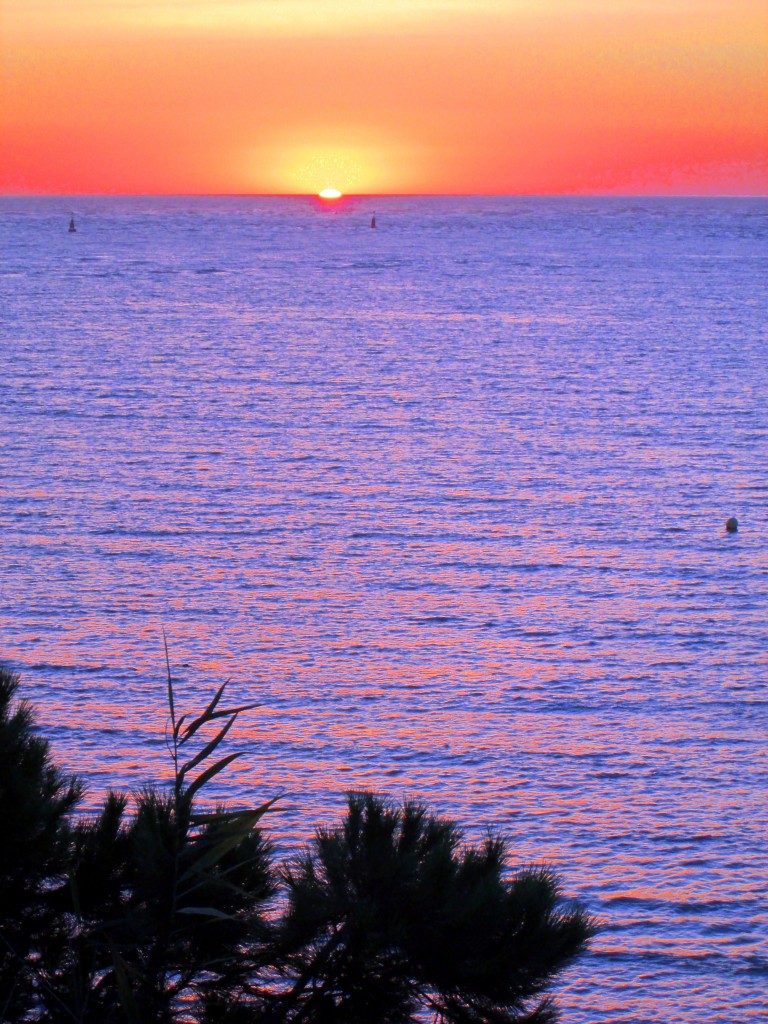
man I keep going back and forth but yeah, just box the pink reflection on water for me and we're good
[2,196,767,1022]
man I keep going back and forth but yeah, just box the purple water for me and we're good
[1,195,767,1022]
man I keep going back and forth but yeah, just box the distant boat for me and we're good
[371,214,376,228]
[68,217,76,233]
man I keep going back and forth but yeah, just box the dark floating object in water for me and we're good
[68,217,76,233]
[725,516,738,533]
[371,213,376,228]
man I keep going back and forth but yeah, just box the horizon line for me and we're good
[2,191,766,200]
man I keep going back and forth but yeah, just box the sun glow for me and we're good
[318,187,342,199]
[261,142,388,196]
[3,1,767,195]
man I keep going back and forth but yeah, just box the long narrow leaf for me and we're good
[177,906,236,920]
[203,703,260,722]
[179,831,257,881]
[181,751,243,806]
[178,804,273,886]
[163,631,175,732]
[110,946,140,1024]
[178,714,238,783]
[179,856,272,900]
[177,680,228,746]
[189,798,281,827]
[180,798,279,889]
[189,806,270,825]
[180,702,260,746]
[172,712,189,742]
[191,798,279,841]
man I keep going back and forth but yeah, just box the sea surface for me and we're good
[1,195,766,1022]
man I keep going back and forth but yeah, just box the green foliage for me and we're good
[0,663,595,1024]
[1,659,276,1024]
[0,666,82,1022]
[273,792,594,1023]
[74,657,274,1024]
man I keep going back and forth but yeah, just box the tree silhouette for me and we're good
[0,666,81,1022]
[273,792,594,1023]
[48,665,277,1024]
[0,665,594,1023]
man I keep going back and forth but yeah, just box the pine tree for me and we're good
[273,792,594,1023]
[0,666,82,1022]
[1,664,595,1023]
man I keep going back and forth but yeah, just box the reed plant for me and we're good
[0,660,594,1024]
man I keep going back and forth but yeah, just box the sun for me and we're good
[318,188,343,200]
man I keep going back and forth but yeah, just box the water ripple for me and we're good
[1,195,767,1022]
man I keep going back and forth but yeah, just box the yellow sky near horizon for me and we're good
[2,0,766,194]
[6,0,758,34]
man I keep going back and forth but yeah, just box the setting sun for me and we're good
[318,188,342,199]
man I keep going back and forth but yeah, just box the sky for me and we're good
[1,0,766,195]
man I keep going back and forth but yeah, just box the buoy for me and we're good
[725,517,738,533]
[371,214,376,228]
[68,217,76,233]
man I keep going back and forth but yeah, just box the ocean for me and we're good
[1,195,766,1022]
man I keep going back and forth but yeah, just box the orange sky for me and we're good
[1,0,766,194]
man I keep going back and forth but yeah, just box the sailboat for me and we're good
[68,217,76,233]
